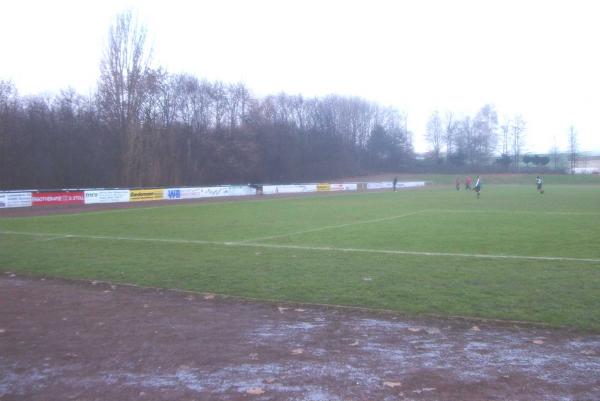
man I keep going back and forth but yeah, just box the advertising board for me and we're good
[262,184,317,195]
[164,186,256,200]
[328,183,357,191]
[129,189,164,202]
[0,192,32,208]
[316,183,331,192]
[227,186,257,197]
[366,182,393,190]
[32,191,84,206]
[396,181,426,188]
[84,190,130,204]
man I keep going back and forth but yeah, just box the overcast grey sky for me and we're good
[1,0,599,153]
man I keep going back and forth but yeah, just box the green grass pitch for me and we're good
[1,176,600,330]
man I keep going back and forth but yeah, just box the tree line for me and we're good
[0,77,416,190]
[1,12,574,190]
[425,106,528,169]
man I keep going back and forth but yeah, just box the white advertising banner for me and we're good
[227,186,257,196]
[572,167,599,175]
[262,184,317,195]
[368,181,426,190]
[164,186,256,200]
[396,181,426,188]
[0,192,32,208]
[84,190,130,204]
[329,183,357,191]
[367,182,394,190]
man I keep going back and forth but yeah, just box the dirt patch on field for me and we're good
[1,274,599,401]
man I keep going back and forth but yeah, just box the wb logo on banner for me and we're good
[167,189,181,199]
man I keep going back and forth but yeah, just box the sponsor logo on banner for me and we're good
[165,187,226,199]
[165,186,257,200]
[84,190,130,204]
[317,183,331,192]
[32,191,84,206]
[129,189,164,202]
[0,193,5,208]
[4,192,33,208]
[328,184,346,191]
[165,189,182,199]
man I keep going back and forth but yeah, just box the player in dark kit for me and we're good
[536,176,544,194]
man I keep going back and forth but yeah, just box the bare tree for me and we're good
[443,111,457,160]
[568,125,578,173]
[511,115,526,170]
[472,104,498,164]
[211,81,228,130]
[453,116,474,165]
[97,10,152,185]
[551,136,560,171]
[426,110,443,161]
[500,116,511,156]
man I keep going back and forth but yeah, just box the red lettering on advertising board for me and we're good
[32,191,85,206]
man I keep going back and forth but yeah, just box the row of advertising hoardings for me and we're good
[1,191,93,207]
[0,181,426,208]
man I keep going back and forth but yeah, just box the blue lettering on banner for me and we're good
[167,189,181,199]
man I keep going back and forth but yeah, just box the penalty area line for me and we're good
[2,230,600,264]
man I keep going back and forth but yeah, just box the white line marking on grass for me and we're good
[38,234,74,242]
[239,210,427,243]
[428,209,600,216]
[0,230,219,245]
[236,242,600,263]
[2,230,600,264]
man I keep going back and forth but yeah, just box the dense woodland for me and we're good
[0,12,566,190]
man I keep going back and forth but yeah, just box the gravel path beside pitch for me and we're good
[1,274,599,401]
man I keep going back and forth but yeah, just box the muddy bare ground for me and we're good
[1,274,599,401]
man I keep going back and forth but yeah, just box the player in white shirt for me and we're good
[474,175,481,199]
